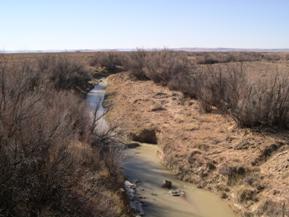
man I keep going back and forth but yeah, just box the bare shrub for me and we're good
[128,50,192,82]
[127,50,289,129]
[233,73,289,128]
[167,67,200,97]
[195,52,283,64]
[197,63,247,113]
[37,55,92,92]
[0,57,126,217]
[143,50,192,84]
[0,64,81,216]
[89,52,128,72]
[126,49,148,80]
[197,53,220,64]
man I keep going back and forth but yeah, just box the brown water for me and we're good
[123,144,236,217]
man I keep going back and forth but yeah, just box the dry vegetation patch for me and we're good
[0,55,129,217]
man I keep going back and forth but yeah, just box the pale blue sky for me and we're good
[1,0,289,51]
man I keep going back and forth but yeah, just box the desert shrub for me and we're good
[263,53,282,62]
[128,50,192,82]
[233,73,289,128]
[37,55,92,92]
[0,57,126,217]
[195,52,282,64]
[0,62,83,216]
[197,53,220,64]
[128,50,289,129]
[194,65,289,128]
[89,52,128,72]
[220,165,247,186]
[126,49,148,80]
[197,63,247,113]
[195,64,289,128]
[167,67,200,97]
[236,186,257,204]
[143,50,192,84]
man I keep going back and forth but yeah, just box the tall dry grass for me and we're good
[127,50,289,129]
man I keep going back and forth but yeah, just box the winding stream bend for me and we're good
[87,79,236,217]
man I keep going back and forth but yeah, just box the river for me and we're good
[87,79,236,217]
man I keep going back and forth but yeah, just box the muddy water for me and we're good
[86,79,109,133]
[87,79,236,217]
[123,144,236,217]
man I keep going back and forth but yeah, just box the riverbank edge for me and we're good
[85,77,134,217]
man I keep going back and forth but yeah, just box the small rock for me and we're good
[150,103,165,112]
[126,142,141,149]
[221,192,228,199]
[161,180,172,189]
[169,189,185,197]
[153,92,168,99]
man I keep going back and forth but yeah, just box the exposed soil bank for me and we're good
[123,143,236,217]
[106,72,289,217]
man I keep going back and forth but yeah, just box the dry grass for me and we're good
[89,52,128,72]
[126,50,289,129]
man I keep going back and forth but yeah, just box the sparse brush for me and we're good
[143,50,192,84]
[89,52,128,72]
[37,55,93,92]
[127,49,289,129]
[126,49,148,80]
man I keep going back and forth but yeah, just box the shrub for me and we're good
[126,49,148,80]
[143,50,192,84]
[197,63,247,113]
[37,55,92,92]
[127,50,289,129]
[89,52,128,72]
[0,56,126,217]
[233,73,289,128]
[128,50,192,82]
[167,66,200,97]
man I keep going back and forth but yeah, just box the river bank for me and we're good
[106,72,289,217]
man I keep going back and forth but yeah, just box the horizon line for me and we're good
[1,47,289,54]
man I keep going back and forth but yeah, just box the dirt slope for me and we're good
[106,72,289,217]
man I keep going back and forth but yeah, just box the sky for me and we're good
[1,0,289,51]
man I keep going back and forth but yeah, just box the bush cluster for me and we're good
[0,55,126,217]
[127,50,289,129]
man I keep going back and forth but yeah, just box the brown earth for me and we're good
[106,72,289,217]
